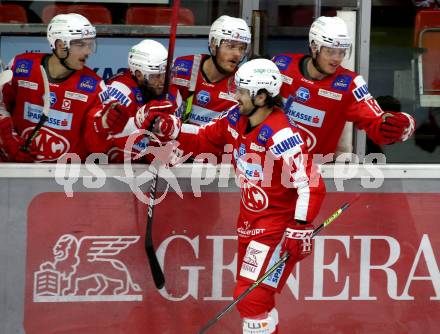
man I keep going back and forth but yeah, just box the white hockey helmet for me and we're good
[234,59,282,98]
[209,15,251,52]
[128,39,168,80]
[47,13,96,50]
[309,16,351,51]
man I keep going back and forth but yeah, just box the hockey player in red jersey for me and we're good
[168,15,251,125]
[0,13,121,162]
[136,58,326,333]
[88,39,174,162]
[272,16,416,157]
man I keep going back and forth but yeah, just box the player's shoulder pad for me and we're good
[269,127,304,157]
[10,53,45,78]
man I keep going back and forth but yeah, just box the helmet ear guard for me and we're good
[128,39,168,81]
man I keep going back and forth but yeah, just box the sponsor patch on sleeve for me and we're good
[173,59,193,77]
[14,59,33,78]
[77,75,98,93]
[227,106,240,125]
[270,128,304,156]
[352,75,371,101]
[256,125,273,145]
[331,74,352,91]
[272,55,293,71]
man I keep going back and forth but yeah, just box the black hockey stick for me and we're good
[145,0,180,290]
[197,195,360,334]
[21,65,50,152]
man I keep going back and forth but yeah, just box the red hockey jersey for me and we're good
[2,53,108,162]
[101,69,150,162]
[273,53,395,155]
[178,106,326,243]
[168,54,238,125]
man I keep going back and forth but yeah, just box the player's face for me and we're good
[316,46,346,75]
[66,38,96,70]
[234,87,253,115]
[146,73,166,96]
[215,40,248,74]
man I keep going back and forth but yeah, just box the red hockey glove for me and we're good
[151,114,181,141]
[280,221,314,263]
[95,101,130,136]
[380,112,415,144]
[0,117,35,162]
[134,100,175,130]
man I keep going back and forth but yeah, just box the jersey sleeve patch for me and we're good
[352,75,371,102]
[256,124,273,145]
[331,74,352,91]
[270,127,303,157]
[172,59,193,78]
[227,106,241,125]
[77,75,98,93]
[272,55,293,71]
[14,59,33,78]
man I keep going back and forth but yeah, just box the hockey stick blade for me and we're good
[21,65,50,152]
[197,195,360,334]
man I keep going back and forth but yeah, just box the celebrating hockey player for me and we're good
[88,39,174,162]
[136,58,326,333]
[0,13,121,162]
[272,16,416,158]
[169,15,251,125]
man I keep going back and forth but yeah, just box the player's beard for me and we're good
[140,83,161,102]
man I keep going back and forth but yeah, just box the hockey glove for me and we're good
[95,101,130,136]
[134,99,175,130]
[380,112,415,143]
[280,221,314,262]
[0,117,35,162]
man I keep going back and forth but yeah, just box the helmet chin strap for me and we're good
[54,48,75,72]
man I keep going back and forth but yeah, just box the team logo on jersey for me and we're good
[77,76,97,93]
[295,87,310,103]
[173,59,192,77]
[272,55,292,71]
[331,75,352,91]
[257,125,273,145]
[270,133,303,156]
[14,59,33,77]
[227,107,240,125]
[49,92,57,106]
[21,126,70,162]
[196,90,211,106]
[239,175,268,213]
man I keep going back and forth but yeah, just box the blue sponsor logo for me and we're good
[196,90,210,106]
[49,92,57,106]
[132,88,144,105]
[77,76,97,93]
[24,102,73,130]
[353,84,370,101]
[227,107,240,125]
[173,59,192,77]
[133,137,150,151]
[270,133,303,156]
[272,55,292,71]
[257,125,273,145]
[108,86,131,106]
[14,59,33,78]
[295,87,310,103]
[239,143,246,156]
[331,75,352,91]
